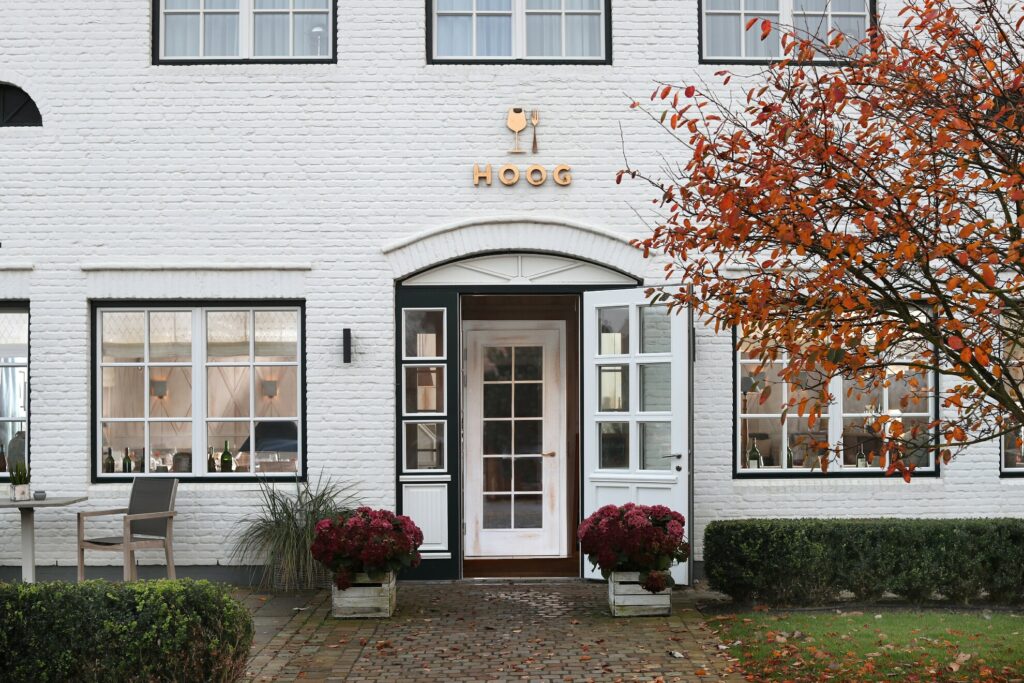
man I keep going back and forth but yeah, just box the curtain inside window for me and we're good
[526,14,561,57]
[294,13,330,57]
[705,14,741,58]
[566,14,601,57]
[204,14,240,57]
[255,13,290,56]
[477,15,512,56]
[437,15,472,56]
[165,14,201,57]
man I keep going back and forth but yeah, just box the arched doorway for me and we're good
[389,223,690,582]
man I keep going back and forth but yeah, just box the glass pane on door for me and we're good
[481,344,546,529]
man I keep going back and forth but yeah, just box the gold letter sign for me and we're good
[473,106,574,187]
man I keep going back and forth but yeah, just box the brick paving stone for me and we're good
[241,581,744,682]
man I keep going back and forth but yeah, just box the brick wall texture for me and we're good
[0,1,1018,570]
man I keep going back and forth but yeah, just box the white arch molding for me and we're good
[382,217,653,285]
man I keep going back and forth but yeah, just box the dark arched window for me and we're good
[0,84,41,127]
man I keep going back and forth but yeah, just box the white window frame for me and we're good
[735,343,937,475]
[1003,426,1024,473]
[95,305,304,479]
[401,364,448,417]
[402,420,448,473]
[431,0,607,62]
[401,308,447,362]
[0,308,29,482]
[701,0,870,62]
[158,0,334,62]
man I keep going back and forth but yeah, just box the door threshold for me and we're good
[460,576,585,583]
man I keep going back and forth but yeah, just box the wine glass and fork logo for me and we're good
[507,107,541,154]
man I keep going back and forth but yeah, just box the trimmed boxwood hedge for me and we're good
[0,579,254,682]
[704,518,1024,606]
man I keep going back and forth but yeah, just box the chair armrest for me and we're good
[124,511,176,522]
[78,508,128,519]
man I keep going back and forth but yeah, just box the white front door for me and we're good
[464,321,567,558]
[582,289,689,582]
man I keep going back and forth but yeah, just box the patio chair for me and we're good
[77,478,178,582]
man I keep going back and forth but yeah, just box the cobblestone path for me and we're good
[241,581,743,682]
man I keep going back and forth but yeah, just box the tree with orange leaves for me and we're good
[624,0,1024,479]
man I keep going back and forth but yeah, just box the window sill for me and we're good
[92,474,305,484]
[734,469,940,480]
[699,56,854,67]
[1000,470,1024,478]
[153,57,336,66]
[428,57,612,66]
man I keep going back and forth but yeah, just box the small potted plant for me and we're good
[8,461,30,501]
[578,503,690,617]
[311,507,423,618]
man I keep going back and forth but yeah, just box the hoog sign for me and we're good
[473,106,572,187]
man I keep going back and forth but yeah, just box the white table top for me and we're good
[0,496,87,509]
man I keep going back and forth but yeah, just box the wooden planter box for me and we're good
[331,572,396,619]
[607,572,671,617]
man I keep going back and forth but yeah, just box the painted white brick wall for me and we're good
[0,0,1018,569]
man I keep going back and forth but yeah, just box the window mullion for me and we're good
[829,375,842,469]
[240,0,252,59]
[560,0,567,58]
[96,314,103,476]
[249,309,256,474]
[515,0,526,59]
[469,2,477,58]
[194,308,206,477]
[143,312,151,475]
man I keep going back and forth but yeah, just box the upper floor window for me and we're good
[156,0,335,63]
[0,84,42,127]
[702,0,869,62]
[431,0,610,63]
[0,309,29,480]
[736,337,937,475]
[95,304,304,480]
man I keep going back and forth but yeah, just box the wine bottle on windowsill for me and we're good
[207,447,216,473]
[122,447,132,474]
[103,448,115,473]
[220,441,233,473]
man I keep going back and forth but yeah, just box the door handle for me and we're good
[542,451,557,458]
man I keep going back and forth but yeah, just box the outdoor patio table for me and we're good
[0,497,87,583]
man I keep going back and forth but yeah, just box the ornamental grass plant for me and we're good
[311,507,424,590]
[232,473,358,590]
[577,503,690,593]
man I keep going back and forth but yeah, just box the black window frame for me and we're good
[0,84,42,127]
[151,0,339,66]
[426,0,613,65]
[697,0,879,67]
[731,328,942,480]
[90,299,307,484]
[0,302,30,482]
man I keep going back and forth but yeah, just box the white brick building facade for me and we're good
[0,0,1018,580]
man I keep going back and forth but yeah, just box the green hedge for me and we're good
[0,579,254,682]
[704,518,1024,606]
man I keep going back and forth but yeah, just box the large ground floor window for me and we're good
[736,336,937,476]
[94,302,303,480]
[0,307,28,480]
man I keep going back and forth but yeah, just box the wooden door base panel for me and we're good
[463,556,580,578]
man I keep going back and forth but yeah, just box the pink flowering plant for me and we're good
[577,503,690,593]
[311,507,424,590]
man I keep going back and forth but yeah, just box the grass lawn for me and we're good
[709,609,1024,682]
